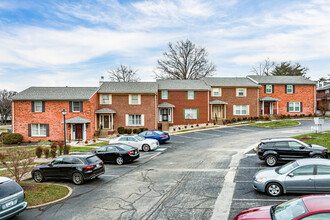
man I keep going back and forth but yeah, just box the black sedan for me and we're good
[91,144,140,165]
[32,155,105,185]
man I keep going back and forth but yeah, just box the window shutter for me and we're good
[194,91,196,99]
[125,114,129,126]
[247,105,250,115]
[109,94,112,104]
[168,91,170,99]
[99,94,103,104]
[141,114,145,126]
[185,91,188,99]
[46,124,49,137]
[80,101,83,112]
[197,109,199,119]
[264,85,266,93]
[293,85,295,94]
[272,85,274,94]
[287,102,289,112]
[300,102,303,112]
[31,101,35,112]
[245,88,247,96]
[128,95,132,104]
[69,101,72,112]
[28,124,31,137]
[138,95,141,104]
[285,85,287,94]
[183,109,185,119]
[236,88,239,96]
[159,91,162,99]
[42,101,45,112]
[233,105,236,115]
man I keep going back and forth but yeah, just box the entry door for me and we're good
[161,109,169,122]
[76,124,82,140]
[212,105,221,119]
[104,116,110,129]
[264,102,270,114]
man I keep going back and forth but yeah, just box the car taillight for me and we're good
[84,165,94,170]
[128,151,134,155]
[160,136,166,138]
[259,149,264,152]
[101,161,104,165]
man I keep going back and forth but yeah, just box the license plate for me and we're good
[3,200,16,209]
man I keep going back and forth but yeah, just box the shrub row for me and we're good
[117,127,148,134]
[1,133,23,145]
[35,144,71,158]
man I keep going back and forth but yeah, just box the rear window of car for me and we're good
[154,131,164,135]
[0,181,22,198]
[117,145,134,151]
[86,156,101,164]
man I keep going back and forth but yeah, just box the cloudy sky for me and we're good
[0,0,330,91]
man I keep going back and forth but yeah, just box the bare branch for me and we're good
[107,65,140,82]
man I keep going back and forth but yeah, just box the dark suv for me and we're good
[257,138,329,166]
[32,154,105,185]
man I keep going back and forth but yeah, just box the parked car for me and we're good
[139,130,170,144]
[257,138,329,166]
[253,158,330,197]
[234,194,330,220]
[0,177,27,220]
[91,144,139,165]
[109,135,159,152]
[32,154,105,185]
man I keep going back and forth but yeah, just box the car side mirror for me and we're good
[288,173,294,177]
[48,162,53,167]
[299,146,305,149]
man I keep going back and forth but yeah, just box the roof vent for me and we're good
[99,76,105,86]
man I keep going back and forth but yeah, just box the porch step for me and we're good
[215,120,223,125]
[99,130,109,138]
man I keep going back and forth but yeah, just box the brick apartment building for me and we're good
[317,83,330,110]
[11,75,316,142]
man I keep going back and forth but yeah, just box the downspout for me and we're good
[207,90,210,122]
[12,101,14,133]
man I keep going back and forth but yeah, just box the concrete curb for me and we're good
[26,183,72,209]
[248,121,302,129]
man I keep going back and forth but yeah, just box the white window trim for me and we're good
[100,94,112,104]
[32,124,47,137]
[187,91,195,100]
[129,94,141,105]
[34,101,43,112]
[287,85,293,94]
[161,90,168,100]
[212,88,221,97]
[126,114,144,126]
[289,102,300,112]
[72,101,81,112]
[236,88,246,97]
[265,85,272,93]
[233,105,249,116]
[184,108,198,119]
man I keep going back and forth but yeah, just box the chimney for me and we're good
[99,76,105,86]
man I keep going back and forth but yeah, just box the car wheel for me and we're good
[266,183,283,197]
[312,154,323,159]
[265,155,277,167]
[33,171,44,183]
[116,156,124,165]
[72,172,84,185]
[142,144,150,152]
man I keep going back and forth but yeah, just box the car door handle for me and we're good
[308,178,313,182]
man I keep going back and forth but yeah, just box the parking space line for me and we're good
[147,168,227,172]
[232,198,287,202]
[234,180,251,183]
[245,153,256,156]
[102,174,120,177]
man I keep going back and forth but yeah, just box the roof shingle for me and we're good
[204,77,259,87]
[98,82,158,93]
[248,75,316,85]
[157,80,210,90]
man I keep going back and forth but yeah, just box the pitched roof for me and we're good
[157,80,210,90]
[247,75,316,85]
[95,108,116,114]
[204,77,259,87]
[158,102,175,108]
[98,82,158,93]
[62,116,91,124]
[209,100,228,105]
[12,87,99,101]
[260,96,280,101]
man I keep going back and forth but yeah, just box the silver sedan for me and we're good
[253,158,330,196]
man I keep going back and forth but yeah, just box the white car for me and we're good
[109,135,159,152]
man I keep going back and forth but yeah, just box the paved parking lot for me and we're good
[18,120,330,220]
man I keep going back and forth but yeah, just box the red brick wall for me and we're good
[12,93,98,142]
[259,84,316,115]
[98,94,157,131]
[159,91,209,125]
[209,87,259,121]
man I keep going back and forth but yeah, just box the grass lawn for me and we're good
[87,141,108,147]
[292,131,330,150]
[249,120,299,128]
[70,146,96,152]
[20,182,69,207]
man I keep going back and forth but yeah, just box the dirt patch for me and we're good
[298,136,316,141]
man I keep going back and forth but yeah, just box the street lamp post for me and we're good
[61,109,67,154]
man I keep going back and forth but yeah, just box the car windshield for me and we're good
[135,136,145,141]
[274,198,308,220]
[154,131,163,135]
[0,180,22,198]
[278,161,298,175]
[86,156,101,164]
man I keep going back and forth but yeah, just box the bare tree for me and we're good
[107,65,140,82]
[318,101,329,116]
[0,149,34,182]
[155,40,216,80]
[250,58,275,76]
[0,90,17,124]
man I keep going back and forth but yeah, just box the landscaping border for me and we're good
[26,183,72,209]
[248,121,301,129]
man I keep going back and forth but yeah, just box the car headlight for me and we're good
[256,177,267,183]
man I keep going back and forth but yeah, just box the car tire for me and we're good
[142,144,150,152]
[265,155,277,167]
[312,154,324,159]
[266,182,283,197]
[116,156,124,165]
[72,172,84,185]
[33,171,44,183]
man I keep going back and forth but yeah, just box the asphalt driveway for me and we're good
[16,120,330,220]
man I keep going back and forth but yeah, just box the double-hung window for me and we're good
[234,105,248,115]
[130,94,140,104]
[72,101,81,112]
[102,94,110,104]
[184,109,198,119]
[34,101,43,112]
[237,88,246,97]
[187,91,195,100]
[265,85,272,93]
[128,115,142,126]
[287,85,293,94]
[161,90,168,99]
[32,124,47,137]
[288,102,300,112]
[212,88,220,96]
